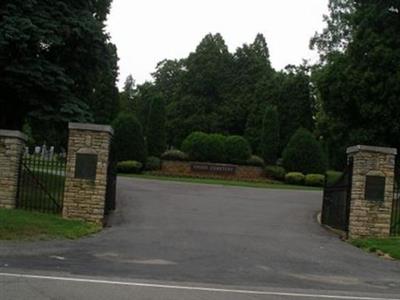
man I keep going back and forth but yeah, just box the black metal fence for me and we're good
[321,159,353,232]
[391,167,400,236]
[17,151,66,214]
[104,143,117,216]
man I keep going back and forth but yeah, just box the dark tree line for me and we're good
[124,33,314,159]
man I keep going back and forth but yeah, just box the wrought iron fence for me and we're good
[391,168,400,236]
[321,159,353,232]
[17,151,66,214]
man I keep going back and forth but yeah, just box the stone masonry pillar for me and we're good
[0,130,27,209]
[63,123,113,224]
[347,145,397,239]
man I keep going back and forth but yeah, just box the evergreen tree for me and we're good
[112,114,146,163]
[147,97,167,157]
[0,0,118,132]
[260,105,280,164]
[312,0,400,168]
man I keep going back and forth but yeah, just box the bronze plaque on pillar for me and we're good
[365,176,385,202]
[75,153,98,180]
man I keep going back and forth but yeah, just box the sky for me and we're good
[106,0,329,88]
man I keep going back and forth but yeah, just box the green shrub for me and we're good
[161,149,188,161]
[282,128,327,174]
[145,156,161,171]
[285,172,305,185]
[265,165,286,181]
[305,174,325,187]
[147,97,167,157]
[117,161,143,174]
[225,135,252,164]
[181,132,209,162]
[260,105,280,164]
[326,170,343,186]
[112,114,146,164]
[207,134,227,163]
[246,155,265,167]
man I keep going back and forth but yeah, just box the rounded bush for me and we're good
[265,165,286,181]
[145,156,161,171]
[206,134,227,163]
[117,161,143,174]
[305,174,325,187]
[326,170,343,186]
[282,128,327,174]
[225,135,251,164]
[181,132,209,162]
[285,172,305,185]
[112,114,146,164]
[161,149,188,161]
[246,155,265,167]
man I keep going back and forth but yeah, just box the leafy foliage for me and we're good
[181,132,210,162]
[225,136,252,164]
[265,165,287,181]
[282,128,327,174]
[304,174,325,187]
[312,1,400,168]
[0,1,118,134]
[117,161,143,174]
[161,149,189,161]
[245,155,265,167]
[285,172,305,185]
[112,114,146,163]
[260,105,279,164]
[145,156,161,171]
[147,97,167,157]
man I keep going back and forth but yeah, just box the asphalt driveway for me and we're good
[1,177,400,299]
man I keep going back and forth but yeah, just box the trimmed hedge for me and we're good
[181,132,209,162]
[207,134,227,163]
[326,170,343,186]
[265,165,286,181]
[225,135,252,164]
[282,128,327,174]
[161,149,188,161]
[285,172,305,185]
[145,156,161,171]
[305,174,325,187]
[117,161,143,174]
[246,155,265,167]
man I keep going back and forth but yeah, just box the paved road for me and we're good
[1,177,400,299]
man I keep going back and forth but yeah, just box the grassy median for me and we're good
[121,173,321,191]
[0,209,101,241]
[351,238,400,260]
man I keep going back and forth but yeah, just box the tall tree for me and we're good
[260,105,280,164]
[0,1,118,133]
[312,0,400,168]
[147,97,167,157]
[119,75,136,114]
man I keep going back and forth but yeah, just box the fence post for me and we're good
[347,145,397,239]
[0,130,27,209]
[63,123,113,224]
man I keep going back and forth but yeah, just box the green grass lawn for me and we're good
[351,238,400,260]
[121,173,321,191]
[0,209,101,241]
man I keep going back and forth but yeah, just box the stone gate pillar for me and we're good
[0,130,27,209]
[347,145,397,239]
[63,123,113,224]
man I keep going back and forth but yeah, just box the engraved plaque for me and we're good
[365,176,386,202]
[75,153,98,180]
[191,163,236,174]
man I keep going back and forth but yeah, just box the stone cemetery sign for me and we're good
[191,163,236,174]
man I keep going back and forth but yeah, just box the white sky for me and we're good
[106,0,329,88]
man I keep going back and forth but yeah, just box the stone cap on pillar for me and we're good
[69,123,114,135]
[347,145,397,156]
[0,129,28,142]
